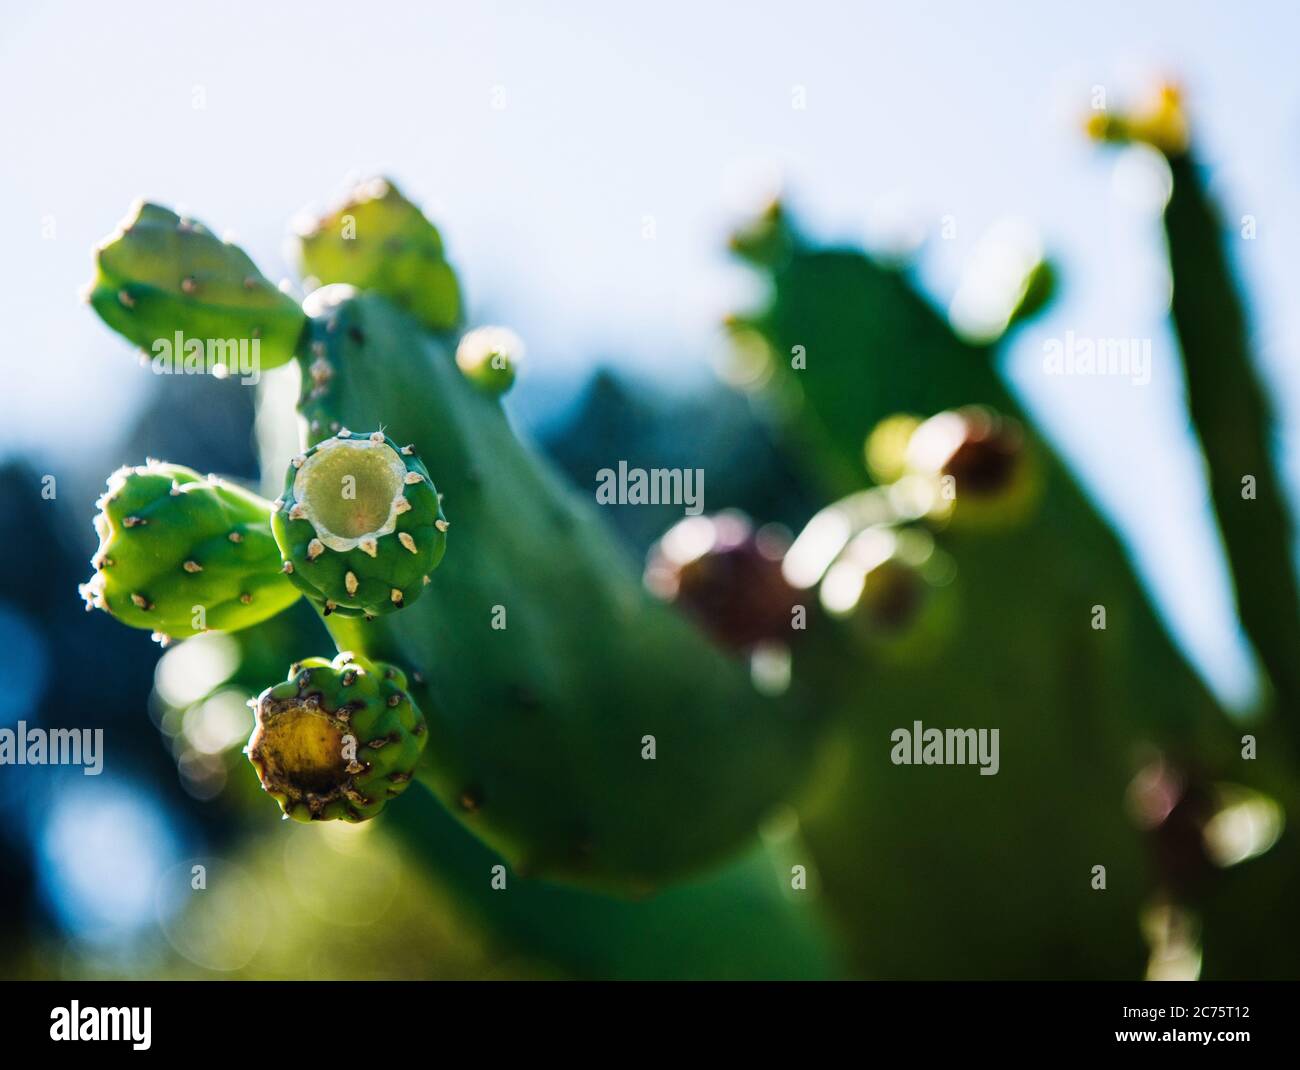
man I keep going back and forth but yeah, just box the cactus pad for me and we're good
[246,652,427,822]
[271,430,447,618]
[296,177,461,333]
[78,461,300,642]
[292,288,821,889]
[87,202,305,372]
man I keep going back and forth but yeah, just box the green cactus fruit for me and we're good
[246,651,427,822]
[455,325,523,395]
[86,202,305,372]
[644,511,799,651]
[903,406,1040,528]
[270,430,447,618]
[818,525,955,662]
[78,461,301,643]
[295,177,461,333]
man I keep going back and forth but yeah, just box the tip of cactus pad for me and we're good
[1085,81,1189,157]
[295,177,461,333]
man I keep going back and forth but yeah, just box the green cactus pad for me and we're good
[79,461,301,643]
[290,288,822,890]
[87,202,305,372]
[246,652,427,822]
[271,430,447,618]
[296,177,461,333]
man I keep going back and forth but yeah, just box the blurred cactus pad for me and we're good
[79,87,1300,978]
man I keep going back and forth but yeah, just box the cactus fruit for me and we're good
[1127,757,1220,902]
[296,177,461,333]
[270,430,447,618]
[455,325,523,395]
[644,512,799,651]
[902,407,1039,528]
[246,651,426,822]
[86,202,305,372]
[78,461,300,642]
[819,526,955,659]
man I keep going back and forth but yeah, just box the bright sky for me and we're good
[3,0,1297,709]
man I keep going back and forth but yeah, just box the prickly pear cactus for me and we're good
[83,179,823,897]
[1088,84,1300,979]
[247,651,426,822]
[79,461,300,642]
[271,431,448,617]
[77,111,1300,977]
[707,82,1300,980]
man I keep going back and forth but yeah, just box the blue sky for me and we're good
[3,0,1298,709]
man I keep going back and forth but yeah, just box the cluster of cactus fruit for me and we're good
[77,83,1300,977]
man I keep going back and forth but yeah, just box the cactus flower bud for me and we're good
[1085,82,1189,158]
[78,461,301,642]
[86,202,306,371]
[295,177,461,333]
[271,430,447,617]
[246,652,427,822]
[455,325,523,395]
